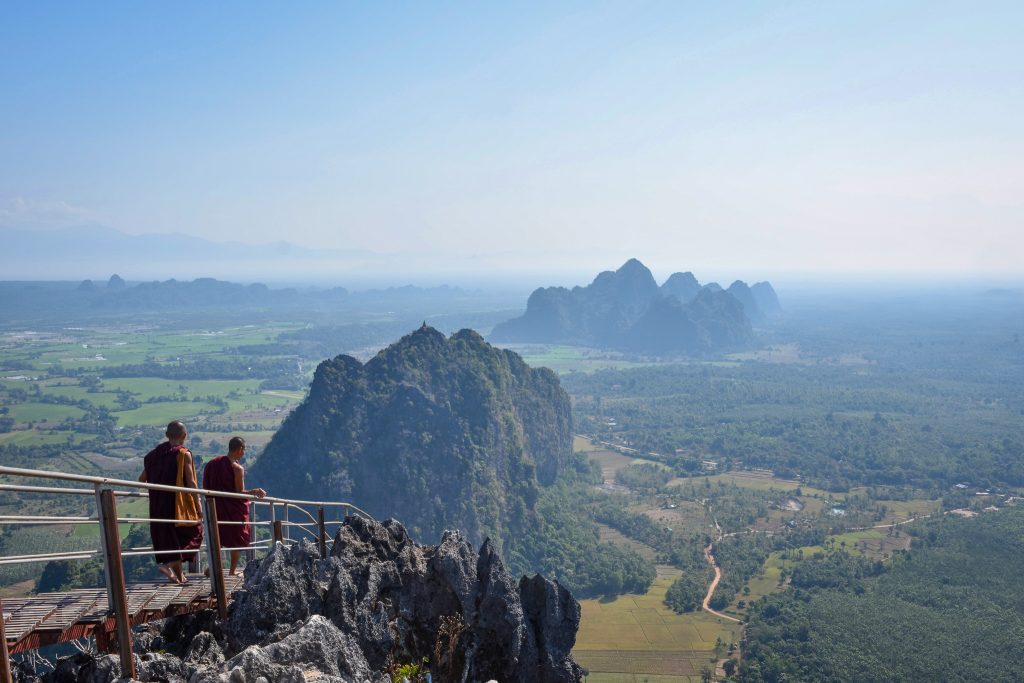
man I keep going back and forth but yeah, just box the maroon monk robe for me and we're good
[143,442,204,565]
[202,455,251,549]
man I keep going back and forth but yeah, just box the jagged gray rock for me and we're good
[31,517,583,683]
[185,632,226,673]
[227,516,583,682]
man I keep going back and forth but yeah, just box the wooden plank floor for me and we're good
[3,572,245,653]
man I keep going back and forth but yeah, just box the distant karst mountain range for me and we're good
[490,258,781,355]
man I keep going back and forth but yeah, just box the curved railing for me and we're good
[0,464,373,680]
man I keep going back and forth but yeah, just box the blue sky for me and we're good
[2,1,1022,280]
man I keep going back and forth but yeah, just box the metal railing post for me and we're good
[0,465,377,669]
[94,485,115,611]
[247,500,256,563]
[1,596,12,683]
[98,489,136,679]
[203,494,228,619]
[269,503,283,545]
[273,520,284,544]
[317,506,327,559]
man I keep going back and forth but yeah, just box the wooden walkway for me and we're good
[2,572,243,654]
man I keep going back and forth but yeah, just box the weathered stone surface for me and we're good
[185,631,226,671]
[33,517,582,683]
[137,651,186,682]
[260,615,370,680]
[227,540,326,649]
[519,574,586,683]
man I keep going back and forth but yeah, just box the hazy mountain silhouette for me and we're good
[0,225,382,280]
[490,259,773,355]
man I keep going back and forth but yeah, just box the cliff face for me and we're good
[491,259,768,355]
[751,281,782,318]
[659,271,701,303]
[491,258,660,348]
[29,518,585,683]
[250,325,573,554]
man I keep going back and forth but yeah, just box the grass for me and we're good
[878,498,940,524]
[680,472,838,500]
[71,496,148,540]
[0,430,90,447]
[101,377,263,400]
[190,429,279,449]
[504,344,656,374]
[638,501,707,531]
[113,401,222,426]
[597,523,658,562]
[574,435,603,452]
[38,383,122,409]
[6,402,86,423]
[575,565,741,683]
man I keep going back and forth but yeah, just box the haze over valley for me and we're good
[2,3,1023,682]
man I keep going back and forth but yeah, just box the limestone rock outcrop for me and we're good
[24,517,584,683]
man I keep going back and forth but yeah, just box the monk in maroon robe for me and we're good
[203,436,266,575]
[139,420,203,584]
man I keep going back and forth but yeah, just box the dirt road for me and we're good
[702,543,741,623]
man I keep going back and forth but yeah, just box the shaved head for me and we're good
[165,421,187,440]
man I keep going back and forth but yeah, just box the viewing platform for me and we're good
[3,572,244,654]
[0,465,372,682]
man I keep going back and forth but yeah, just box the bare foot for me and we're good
[157,565,180,584]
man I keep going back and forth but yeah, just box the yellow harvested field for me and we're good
[575,565,740,683]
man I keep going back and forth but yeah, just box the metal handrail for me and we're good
[0,463,375,679]
[0,465,373,515]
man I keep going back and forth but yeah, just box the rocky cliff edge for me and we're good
[23,517,584,683]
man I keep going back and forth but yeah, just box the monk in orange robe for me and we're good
[139,420,203,584]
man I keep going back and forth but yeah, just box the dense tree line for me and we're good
[565,353,1024,491]
[101,358,301,382]
[507,478,655,598]
[36,525,164,593]
[740,508,1024,682]
[592,501,713,612]
[615,462,673,489]
[709,534,772,610]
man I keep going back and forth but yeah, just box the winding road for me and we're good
[701,543,741,622]
[701,506,742,623]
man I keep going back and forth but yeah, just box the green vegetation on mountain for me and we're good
[508,463,656,598]
[251,325,657,597]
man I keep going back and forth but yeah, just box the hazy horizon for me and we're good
[3,2,1022,280]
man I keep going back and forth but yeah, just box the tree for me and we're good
[723,659,737,677]
[701,664,715,683]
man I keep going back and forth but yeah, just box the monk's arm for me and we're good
[138,469,147,483]
[235,462,265,498]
